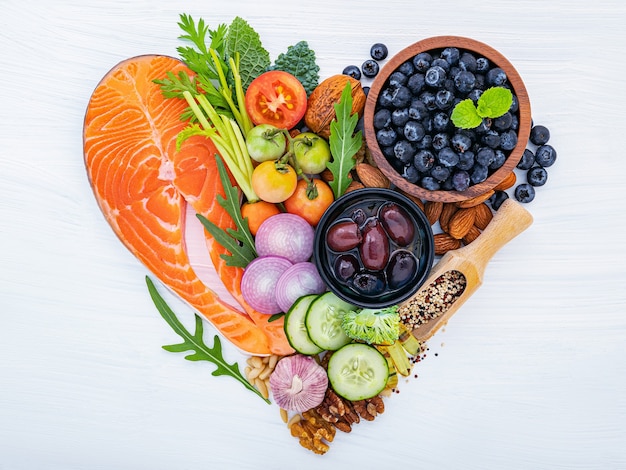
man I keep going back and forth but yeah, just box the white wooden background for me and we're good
[2,0,625,468]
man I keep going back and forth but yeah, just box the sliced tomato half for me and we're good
[245,70,307,130]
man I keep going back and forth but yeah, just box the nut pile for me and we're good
[244,354,280,400]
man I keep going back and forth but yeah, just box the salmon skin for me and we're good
[83,54,293,356]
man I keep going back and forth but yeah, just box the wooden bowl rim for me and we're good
[364,36,532,203]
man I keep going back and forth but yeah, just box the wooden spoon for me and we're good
[399,198,534,343]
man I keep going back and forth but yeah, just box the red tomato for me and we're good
[283,178,335,226]
[245,71,307,130]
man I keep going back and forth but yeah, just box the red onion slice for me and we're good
[241,255,293,314]
[275,262,327,313]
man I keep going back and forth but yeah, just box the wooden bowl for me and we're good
[364,36,531,203]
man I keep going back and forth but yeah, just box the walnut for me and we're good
[289,409,336,455]
[316,387,360,433]
[353,396,385,421]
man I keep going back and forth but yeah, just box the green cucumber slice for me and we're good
[284,294,324,355]
[327,343,389,401]
[304,291,354,351]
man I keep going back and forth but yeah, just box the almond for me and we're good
[355,163,390,189]
[456,190,494,208]
[462,225,482,244]
[493,171,517,191]
[424,200,443,226]
[344,180,365,193]
[447,207,476,239]
[473,203,493,230]
[319,168,334,182]
[439,203,458,233]
[433,232,462,255]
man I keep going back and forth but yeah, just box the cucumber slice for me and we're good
[284,294,324,355]
[327,343,389,401]
[305,291,354,351]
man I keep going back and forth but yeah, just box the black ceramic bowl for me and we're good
[313,188,434,309]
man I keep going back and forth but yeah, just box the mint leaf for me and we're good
[145,276,270,403]
[451,99,482,129]
[225,17,270,90]
[476,87,513,119]
[328,82,363,199]
[270,41,320,96]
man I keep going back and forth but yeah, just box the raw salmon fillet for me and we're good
[83,55,279,355]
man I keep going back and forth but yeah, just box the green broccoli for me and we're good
[270,41,320,96]
[341,306,401,345]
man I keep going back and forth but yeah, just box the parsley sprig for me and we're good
[146,276,270,403]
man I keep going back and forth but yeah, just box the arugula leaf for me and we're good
[195,154,257,268]
[145,276,270,403]
[327,82,363,199]
[225,17,270,90]
[270,41,320,96]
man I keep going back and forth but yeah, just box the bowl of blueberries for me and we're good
[363,36,532,203]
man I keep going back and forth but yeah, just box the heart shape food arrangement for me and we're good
[83,14,556,455]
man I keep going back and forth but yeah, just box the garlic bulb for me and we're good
[269,354,328,412]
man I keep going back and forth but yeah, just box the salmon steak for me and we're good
[83,54,294,356]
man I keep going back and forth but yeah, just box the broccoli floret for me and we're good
[270,41,320,96]
[341,306,401,345]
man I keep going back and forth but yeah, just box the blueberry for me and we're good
[458,52,477,72]
[509,94,519,113]
[470,164,489,184]
[493,112,513,131]
[407,73,425,94]
[343,65,361,80]
[414,150,435,172]
[421,176,440,190]
[404,120,425,142]
[412,52,432,72]
[373,109,391,129]
[391,86,412,108]
[431,58,450,72]
[481,130,501,149]
[408,99,428,120]
[378,87,395,108]
[489,149,507,170]
[499,129,518,151]
[391,108,410,127]
[514,183,536,203]
[394,140,417,164]
[451,133,472,153]
[530,125,551,145]
[419,91,437,111]
[397,61,415,76]
[389,71,408,87]
[437,147,460,168]
[457,150,475,171]
[424,65,447,88]
[416,134,433,150]
[435,89,455,110]
[486,67,507,86]
[517,148,535,170]
[402,164,420,183]
[362,59,380,78]
[476,147,496,166]
[489,190,509,210]
[474,73,486,90]
[432,112,450,132]
[454,70,476,94]
[381,145,395,159]
[476,57,490,72]
[527,166,548,186]
[362,86,370,96]
[535,144,557,167]
[467,88,483,103]
[432,132,450,151]
[376,127,398,147]
[452,170,471,191]
[431,165,451,182]
[441,47,460,65]
[510,114,519,131]
[474,118,491,134]
[370,43,388,61]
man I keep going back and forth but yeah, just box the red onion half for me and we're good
[241,255,292,314]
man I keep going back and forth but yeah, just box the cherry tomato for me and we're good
[293,132,331,174]
[245,71,307,130]
[251,160,298,203]
[283,178,334,226]
[241,200,281,236]
[246,124,287,163]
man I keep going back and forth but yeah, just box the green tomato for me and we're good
[246,124,287,162]
[293,132,331,174]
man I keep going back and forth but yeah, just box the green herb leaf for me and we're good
[196,154,257,268]
[476,87,513,119]
[145,276,270,403]
[270,41,320,96]
[225,17,270,90]
[450,98,483,129]
[327,82,363,199]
